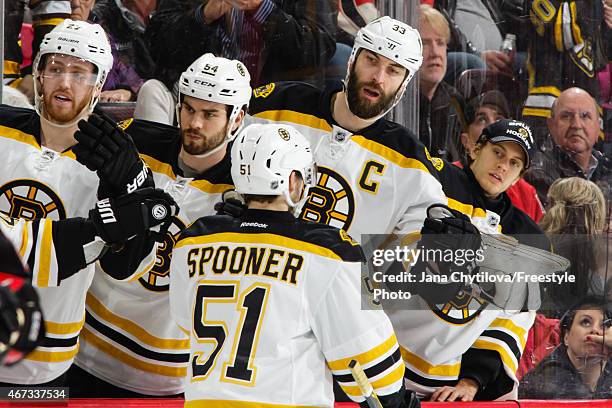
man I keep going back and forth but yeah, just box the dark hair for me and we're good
[559,295,611,339]
[243,171,304,206]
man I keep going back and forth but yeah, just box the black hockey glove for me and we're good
[410,204,481,305]
[214,190,246,218]
[0,275,44,366]
[88,188,179,245]
[73,113,153,198]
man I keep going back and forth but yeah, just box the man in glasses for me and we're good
[0,19,155,387]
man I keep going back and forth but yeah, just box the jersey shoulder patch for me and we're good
[298,222,365,263]
[249,81,325,118]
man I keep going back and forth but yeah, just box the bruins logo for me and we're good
[0,179,66,221]
[139,216,187,292]
[424,147,444,171]
[253,83,275,98]
[278,128,290,141]
[429,291,487,324]
[118,118,133,131]
[300,166,354,231]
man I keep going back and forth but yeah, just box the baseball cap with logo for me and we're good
[479,119,535,169]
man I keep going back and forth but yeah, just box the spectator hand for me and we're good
[430,378,479,402]
[100,89,133,102]
[203,0,232,24]
[225,0,263,11]
[481,50,513,76]
[604,1,612,29]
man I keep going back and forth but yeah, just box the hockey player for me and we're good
[248,15,447,241]
[0,19,154,386]
[393,119,551,402]
[0,187,176,365]
[169,123,418,408]
[65,53,252,396]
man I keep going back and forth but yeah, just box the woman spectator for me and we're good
[520,296,612,399]
[539,177,608,317]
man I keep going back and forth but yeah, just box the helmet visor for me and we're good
[40,54,98,87]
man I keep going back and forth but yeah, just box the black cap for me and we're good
[464,90,510,125]
[480,119,535,169]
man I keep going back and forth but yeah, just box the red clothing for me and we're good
[452,161,544,222]
[516,313,560,380]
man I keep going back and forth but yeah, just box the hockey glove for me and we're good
[0,275,44,366]
[410,204,481,305]
[214,190,246,218]
[73,113,153,197]
[88,187,179,245]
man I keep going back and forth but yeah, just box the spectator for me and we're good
[91,0,157,81]
[522,0,608,146]
[70,0,144,101]
[539,177,609,316]
[525,87,611,207]
[419,4,463,161]
[432,0,525,82]
[520,296,612,399]
[456,90,544,222]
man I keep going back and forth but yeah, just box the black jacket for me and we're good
[419,81,463,162]
[525,139,611,207]
[146,0,337,90]
[520,345,612,399]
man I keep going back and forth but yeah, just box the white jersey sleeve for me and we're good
[309,260,405,402]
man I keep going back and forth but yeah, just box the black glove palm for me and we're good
[88,187,179,245]
[73,113,153,198]
[410,204,482,304]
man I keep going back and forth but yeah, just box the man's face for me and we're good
[179,96,230,155]
[70,0,95,21]
[419,21,447,90]
[461,106,505,159]
[548,92,600,155]
[470,141,525,198]
[346,50,407,119]
[40,54,97,123]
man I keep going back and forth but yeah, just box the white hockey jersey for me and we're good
[247,81,448,241]
[170,209,405,407]
[0,106,98,384]
[75,119,233,395]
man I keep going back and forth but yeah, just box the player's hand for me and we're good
[430,378,479,402]
[0,275,44,366]
[88,188,179,245]
[481,50,513,76]
[409,204,481,304]
[73,113,153,197]
[99,89,133,102]
[214,190,246,217]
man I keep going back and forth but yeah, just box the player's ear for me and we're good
[231,109,246,133]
